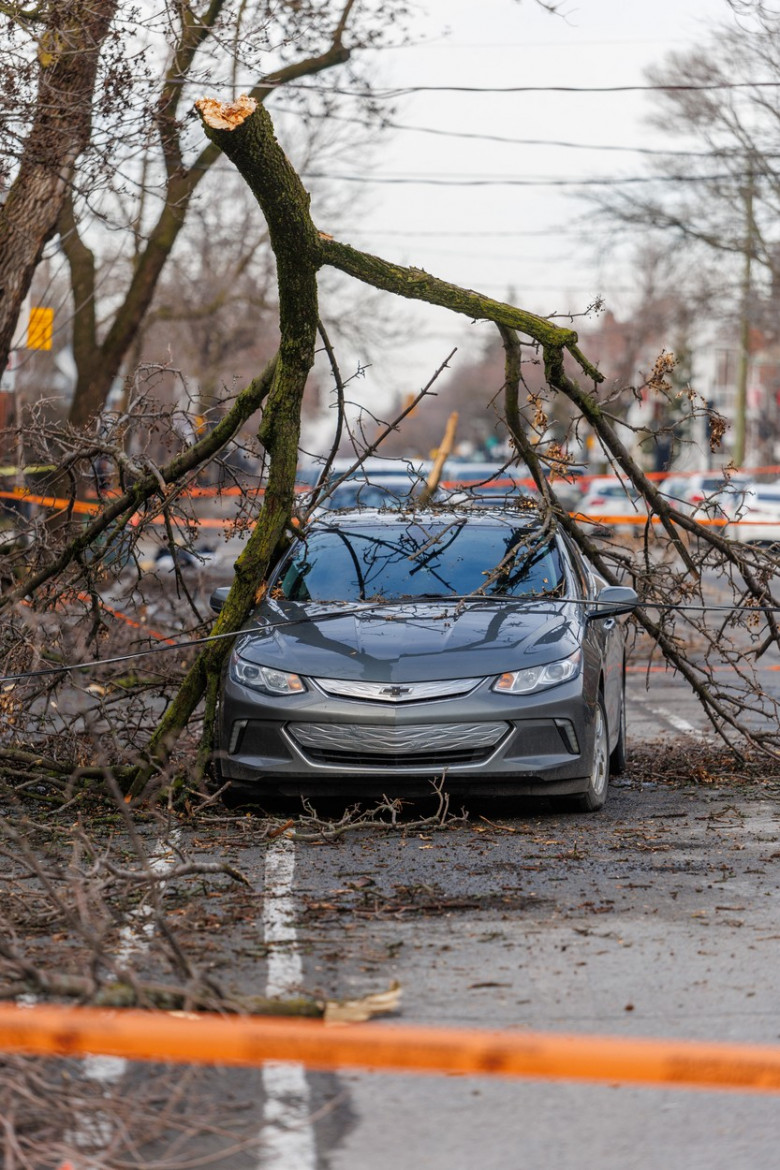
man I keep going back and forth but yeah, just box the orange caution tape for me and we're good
[2,1003,780,1093]
[7,486,780,533]
[572,511,730,527]
[0,489,237,533]
[0,488,98,515]
[72,594,177,646]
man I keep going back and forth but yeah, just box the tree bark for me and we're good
[0,0,118,375]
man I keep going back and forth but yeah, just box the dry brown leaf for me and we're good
[324,980,402,1025]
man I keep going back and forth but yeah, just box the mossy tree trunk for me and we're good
[129,97,322,796]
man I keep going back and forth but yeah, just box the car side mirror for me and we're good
[589,584,638,619]
[209,586,232,614]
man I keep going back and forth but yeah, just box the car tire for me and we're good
[552,695,609,814]
[609,676,627,776]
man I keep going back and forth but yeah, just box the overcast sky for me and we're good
[290,0,734,417]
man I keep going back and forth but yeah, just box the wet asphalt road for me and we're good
[133,665,779,1170]
[250,784,780,1170]
[38,651,780,1168]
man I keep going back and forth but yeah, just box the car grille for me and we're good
[314,676,482,703]
[286,721,510,768]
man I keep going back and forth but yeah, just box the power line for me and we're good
[372,38,700,50]
[273,104,726,158]
[341,228,589,238]
[303,171,742,187]
[290,80,780,97]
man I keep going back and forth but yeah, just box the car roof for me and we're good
[693,471,752,486]
[309,507,546,530]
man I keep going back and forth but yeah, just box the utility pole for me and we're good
[734,161,755,467]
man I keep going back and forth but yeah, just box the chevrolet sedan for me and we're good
[211,511,636,811]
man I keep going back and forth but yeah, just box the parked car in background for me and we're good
[445,481,539,509]
[577,477,648,536]
[440,461,529,488]
[307,480,419,512]
[211,510,637,811]
[680,472,753,520]
[299,456,439,507]
[301,456,433,490]
[657,475,695,513]
[728,482,780,548]
[298,457,436,511]
[438,461,537,508]
[449,492,540,513]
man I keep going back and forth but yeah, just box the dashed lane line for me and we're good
[645,706,703,737]
[260,837,318,1170]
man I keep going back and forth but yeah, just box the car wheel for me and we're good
[609,677,627,776]
[552,695,609,814]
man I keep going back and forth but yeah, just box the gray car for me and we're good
[211,510,636,810]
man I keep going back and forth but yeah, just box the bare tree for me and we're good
[0,0,118,371]
[593,3,780,322]
[0,1,410,427]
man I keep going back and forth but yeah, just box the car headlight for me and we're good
[230,651,306,695]
[492,650,581,695]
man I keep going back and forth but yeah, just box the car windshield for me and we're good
[275,519,565,602]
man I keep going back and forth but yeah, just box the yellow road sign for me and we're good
[27,306,53,350]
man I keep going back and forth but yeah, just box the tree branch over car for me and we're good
[6,3,780,807]
[123,91,609,795]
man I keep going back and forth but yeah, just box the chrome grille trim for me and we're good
[313,677,483,703]
[287,721,509,755]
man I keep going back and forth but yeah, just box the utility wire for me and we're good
[287,80,780,97]
[154,78,780,94]
[4,599,780,685]
[273,104,733,158]
[302,171,746,187]
[342,228,587,237]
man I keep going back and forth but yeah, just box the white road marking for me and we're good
[647,706,703,737]
[66,831,183,1157]
[260,837,317,1170]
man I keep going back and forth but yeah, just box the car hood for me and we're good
[235,598,583,683]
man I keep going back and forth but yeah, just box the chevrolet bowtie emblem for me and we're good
[380,685,412,697]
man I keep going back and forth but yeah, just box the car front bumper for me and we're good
[216,674,600,798]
